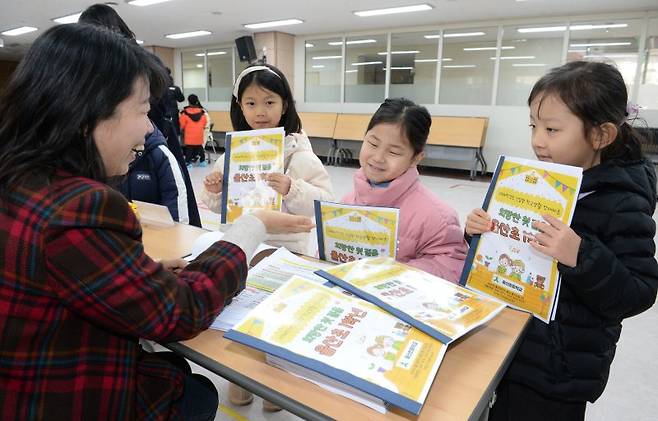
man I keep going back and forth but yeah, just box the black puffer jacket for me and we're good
[505,158,658,403]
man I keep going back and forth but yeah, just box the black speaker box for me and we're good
[235,36,257,62]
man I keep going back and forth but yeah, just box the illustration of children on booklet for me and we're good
[496,253,512,276]
[509,259,525,281]
[476,249,546,292]
[376,335,403,353]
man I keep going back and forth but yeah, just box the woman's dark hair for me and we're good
[230,64,302,135]
[366,98,431,156]
[188,94,202,108]
[79,3,135,40]
[528,60,644,163]
[0,24,167,197]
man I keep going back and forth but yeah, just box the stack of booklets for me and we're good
[225,275,447,415]
[225,259,506,414]
[459,156,582,323]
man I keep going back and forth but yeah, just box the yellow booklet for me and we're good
[220,127,285,223]
[315,201,399,264]
[460,156,582,323]
[317,257,505,344]
[225,275,447,415]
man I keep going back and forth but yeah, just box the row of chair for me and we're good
[206,111,489,179]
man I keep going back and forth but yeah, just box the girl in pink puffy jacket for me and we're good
[342,98,468,282]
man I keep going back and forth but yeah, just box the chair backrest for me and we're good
[427,116,489,148]
[207,111,232,132]
[298,112,338,138]
[333,114,371,141]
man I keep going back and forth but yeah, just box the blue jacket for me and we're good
[120,127,191,223]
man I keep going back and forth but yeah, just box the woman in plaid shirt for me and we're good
[0,24,313,420]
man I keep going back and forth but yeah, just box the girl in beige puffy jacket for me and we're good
[201,64,334,256]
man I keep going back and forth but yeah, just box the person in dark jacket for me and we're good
[121,123,191,223]
[164,67,185,135]
[79,3,201,227]
[465,61,658,421]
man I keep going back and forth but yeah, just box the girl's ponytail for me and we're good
[604,121,644,162]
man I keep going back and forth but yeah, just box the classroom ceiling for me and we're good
[0,0,656,60]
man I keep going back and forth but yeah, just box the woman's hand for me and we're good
[159,258,189,274]
[465,208,492,236]
[253,210,315,234]
[531,214,581,268]
[204,171,223,194]
[266,173,292,195]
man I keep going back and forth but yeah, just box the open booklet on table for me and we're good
[209,247,334,331]
[317,257,506,344]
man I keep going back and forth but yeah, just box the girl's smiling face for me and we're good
[359,122,424,183]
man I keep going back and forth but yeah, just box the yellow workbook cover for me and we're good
[317,257,505,343]
[225,275,446,415]
[221,127,285,223]
[460,156,582,323]
[315,201,399,264]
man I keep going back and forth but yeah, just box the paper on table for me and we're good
[133,200,175,227]
[210,286,270,331]
[210,248,335,331]
[188,230,275,260]
[247,248,334,292]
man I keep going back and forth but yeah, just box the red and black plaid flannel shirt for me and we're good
[0,175,247,420]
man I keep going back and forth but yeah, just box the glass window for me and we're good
[438,27,497,105]
[345,34,387,103]
[305,38,342,102]
[182,50,207,101]
[206,48,233,102]
[496,24,565,105]
[567,19,643,96]
[638,18,658,109]
[387,32,438,104]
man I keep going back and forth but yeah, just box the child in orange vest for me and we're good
[179,94,208,167]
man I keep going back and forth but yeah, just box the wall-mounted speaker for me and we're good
[235,36,257,62]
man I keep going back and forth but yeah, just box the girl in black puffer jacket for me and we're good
[466,61,658,421]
